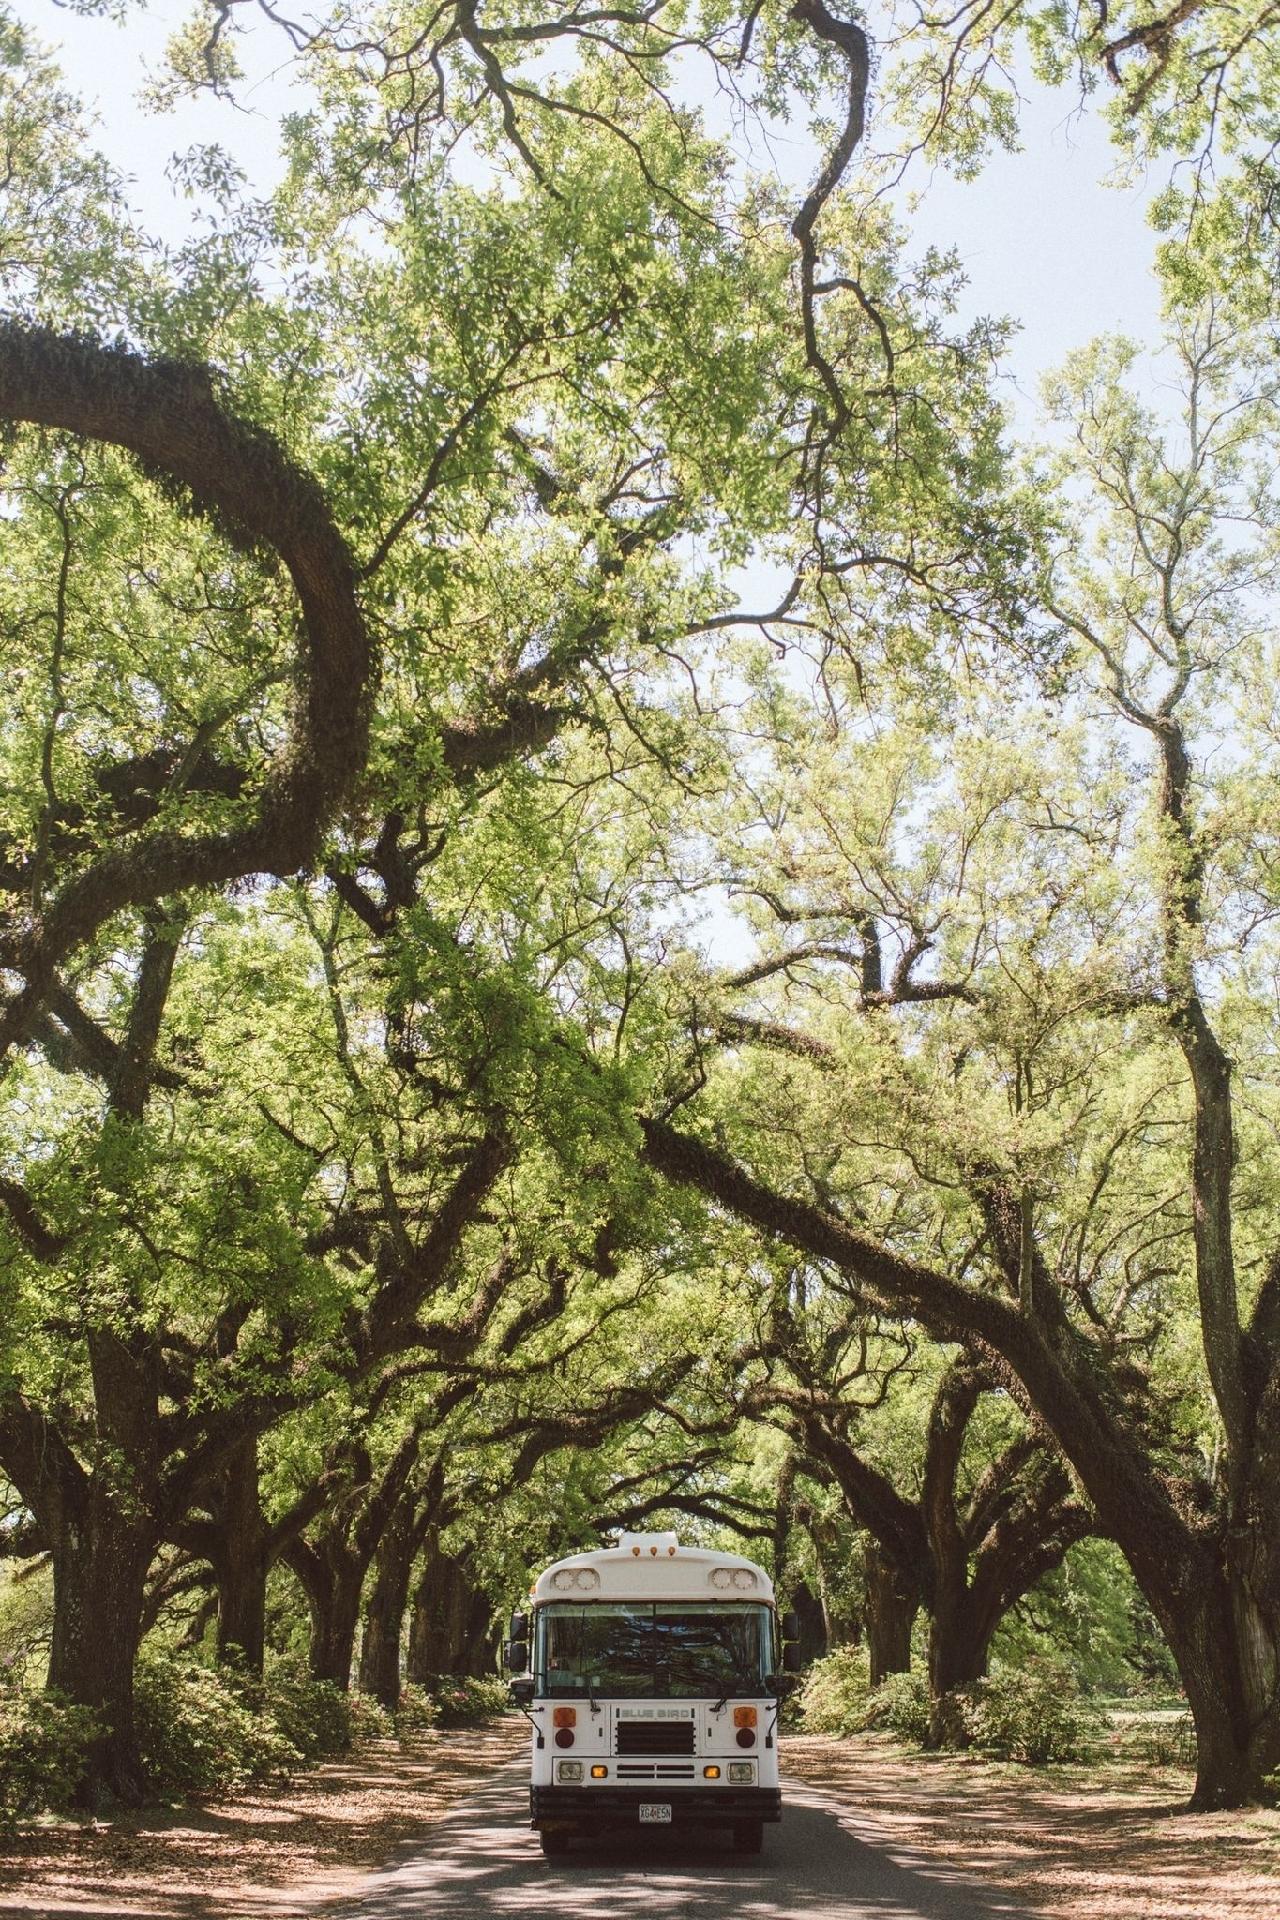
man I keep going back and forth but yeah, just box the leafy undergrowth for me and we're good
[0,1718,526,1918]
[428,1675,510,1727]
[786,1731,1280,1920]
[0,1659,509,1822]
[798,1647,1107,1762]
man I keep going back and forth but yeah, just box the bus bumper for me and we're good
[530,1785,782,1829]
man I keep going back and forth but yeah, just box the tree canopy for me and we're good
[1,0,1278,1816]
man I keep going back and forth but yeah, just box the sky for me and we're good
[17,0,1165,418]
[906,106,1163,410]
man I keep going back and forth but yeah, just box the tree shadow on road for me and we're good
[342,1773,1031,1920]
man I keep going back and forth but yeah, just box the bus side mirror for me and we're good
[765,1671,798,1697]
[510,1611,529,1642]
[509,1675,536,1704]
[782,1641,803,1674]
[780,1610,800,1642]
[504,1638,529,1674]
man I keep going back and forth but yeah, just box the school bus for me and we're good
[505,1531,799,1857]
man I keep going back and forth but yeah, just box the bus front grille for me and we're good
[616,1764,697,1778]
[616,1722,695,1756]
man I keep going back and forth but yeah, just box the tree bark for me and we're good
[407,1537,495,1680]
[789,1578,831,1664]
[212,1438,270,1674]
[1150,1546,1280,1809]
[46,1490,157,1806]
[286,1539,365,1690]
[921,1360,983,1728]
[284,1426,426,1692]
[0,1408,160,1805]
[927,1607,992,1700]
[312,1578,364,1691]
[358,1489,419,1708]
[864,1542,918,1684]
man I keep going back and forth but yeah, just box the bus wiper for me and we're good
[712,1668,755,1711]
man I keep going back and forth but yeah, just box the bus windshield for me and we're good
[534,1601,774,1698]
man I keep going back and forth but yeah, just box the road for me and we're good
[337,1760,1032,1920]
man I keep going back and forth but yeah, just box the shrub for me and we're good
[134,1651,299,1797]
[430,1675,509,1726]
[0,1677,99,1825]
[260,1658,353,1762]
[796,1651,934,1746]
[0,1566,54,1684]
[346,1689,394,1743]
[394,1683,441,1733]
[798,1645,872,1737]
[960,1657,1103,1765]
[862,1669,932,1745]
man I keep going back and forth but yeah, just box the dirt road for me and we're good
[333,1758,1031,1920]
[4,1726,1274,1918]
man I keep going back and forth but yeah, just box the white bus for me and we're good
[505,1531,799,1857]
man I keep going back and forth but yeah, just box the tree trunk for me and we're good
[407,1538,494,1680]
[789,1578,831,1664]
[358,1494,417,1708]
[925,1602,992,1748]
[213,1438,270,1674]
[1150,1552,1280,1810]
[459,1589,499,1677]
[47,1494,157,1806]
[863,1542,917,1684]
[308,1566,364,1690]
[928,1606,991,1697]
[284,1539,365,1691]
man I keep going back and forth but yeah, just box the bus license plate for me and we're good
[639,1804,671,1824]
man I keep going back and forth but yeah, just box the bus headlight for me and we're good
[557,1760,584,1782]
[729,1762,755,1783]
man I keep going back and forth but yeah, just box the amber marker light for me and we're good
[553,1707,577,1727]
[732,1706,758,1729]
[703,1765,721,1779]
[590,1765,608,1779]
